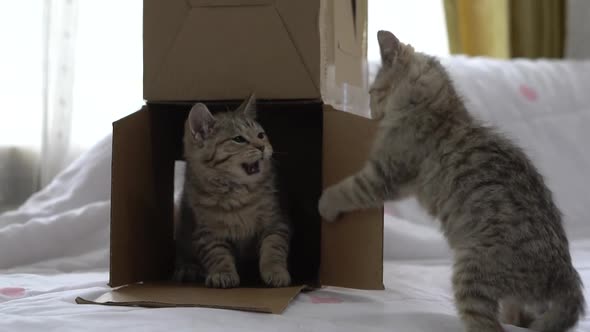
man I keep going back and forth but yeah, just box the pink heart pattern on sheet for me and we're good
[309,295,343,304]
[0,287,25,298]
[519,84,538,101]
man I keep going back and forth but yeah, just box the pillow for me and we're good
[385,56,590,241]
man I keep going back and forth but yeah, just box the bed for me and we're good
[1,56,589,332]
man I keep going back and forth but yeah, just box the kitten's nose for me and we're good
[255,145,265,152]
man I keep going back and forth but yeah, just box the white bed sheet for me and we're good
[2,254,590,332]
[1,56,590,331]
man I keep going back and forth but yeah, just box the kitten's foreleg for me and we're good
[319,161,395,222]
[259,225,291,287]
[193,229,239,288]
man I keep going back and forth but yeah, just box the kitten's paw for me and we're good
[172,263,201,282]
[318,188,341,222]
[205,271,240,288]
[261,266,291,288]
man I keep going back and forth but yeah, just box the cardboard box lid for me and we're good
[143,0,367,101]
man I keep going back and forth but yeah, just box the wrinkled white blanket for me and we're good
[1,56,589,332]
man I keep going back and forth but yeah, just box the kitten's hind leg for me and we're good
[319,161,396,222]
[453,261,504,332]
[455,288,504,332]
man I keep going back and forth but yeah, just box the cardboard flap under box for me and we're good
[143,0,367,101]
[77,283,305,314]
[77,102,382,314]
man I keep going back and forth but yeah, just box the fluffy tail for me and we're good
[530,273,585,332]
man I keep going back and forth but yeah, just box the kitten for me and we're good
[174,93,291,288]
[319,30,585,332]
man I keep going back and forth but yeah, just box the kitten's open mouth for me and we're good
[241,161,261,175]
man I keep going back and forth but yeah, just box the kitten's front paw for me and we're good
[318,188,341,222]
[261,266,291,288]
[206,271,240,288]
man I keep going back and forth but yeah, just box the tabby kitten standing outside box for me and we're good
[174,94,292,289]
[319,30,585,332]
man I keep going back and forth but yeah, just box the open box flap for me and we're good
[332,0,367,87]
[143,0,320,101]
[319,0,369,115]
[143,0,367,102]
[76,283,305,314]
[320,106,384,290]
[188,0,275,6]
[110,107,175,287]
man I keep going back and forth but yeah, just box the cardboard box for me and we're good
[76,101,383,313]
[76,0,382,314]
[143,0,368,101]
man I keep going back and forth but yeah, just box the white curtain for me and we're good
[0,0,451,212]
[0,0,143,212]
[42,0,78,189]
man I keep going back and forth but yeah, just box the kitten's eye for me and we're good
[232,135,247,143]
[257,132,265,139]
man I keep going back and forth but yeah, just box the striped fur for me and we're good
[174,94,291,288]
[319,30,585,332]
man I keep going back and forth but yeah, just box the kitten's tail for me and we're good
[530,270,586,332]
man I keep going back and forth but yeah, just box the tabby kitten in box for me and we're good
[174,94,291,288]
[319,30,585,332]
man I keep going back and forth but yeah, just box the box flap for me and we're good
[320,106,384,290]
[76,283,305,314]
[320,0,369,115]
[189,0,274,6]
[110,108,175,287]
[143,0,320,101]
[333,0,367,86]
[142,0,188,100]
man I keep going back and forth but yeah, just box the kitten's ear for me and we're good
[377,30,400,64]
[188,103,216,141]
[236,92,257,119]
